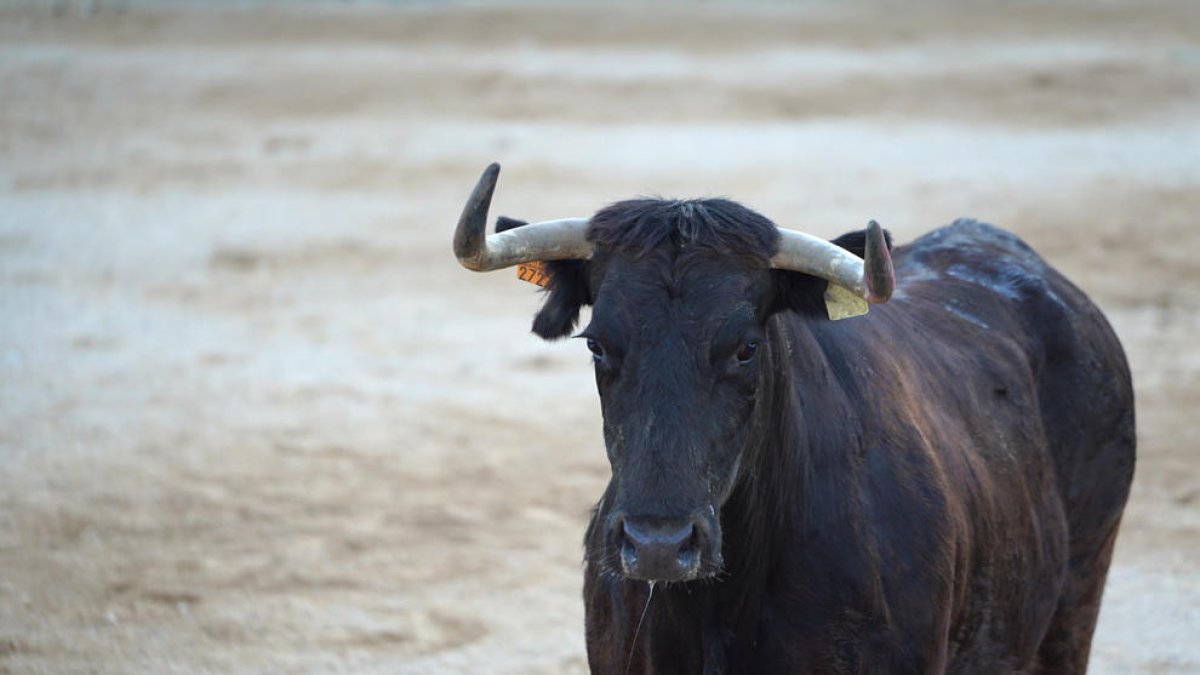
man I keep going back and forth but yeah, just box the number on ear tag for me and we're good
[516,261,550,288]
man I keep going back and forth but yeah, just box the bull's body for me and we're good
[450,165,1133,675]
[582,220,1134,674]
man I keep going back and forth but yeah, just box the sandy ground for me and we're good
[1,2,1198,673]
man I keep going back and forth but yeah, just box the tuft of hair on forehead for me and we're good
[586,198,781,262]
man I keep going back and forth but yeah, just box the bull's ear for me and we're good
[496,216,593,340]
[531,259,591,339]
[770,227,893,319]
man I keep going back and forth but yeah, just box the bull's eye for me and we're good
[735,340,759,364]
[586,337,604,360]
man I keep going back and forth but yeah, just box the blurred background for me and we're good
[1,1,1197,673]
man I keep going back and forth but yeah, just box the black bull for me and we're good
[452,168,1135,674]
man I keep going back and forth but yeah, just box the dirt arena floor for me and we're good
[1,2,1198,673]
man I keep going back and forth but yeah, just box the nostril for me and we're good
[617,521,640,570]
[676,529,699,568]
[672,523,695,551]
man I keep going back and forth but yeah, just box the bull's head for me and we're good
[453,163,894,583]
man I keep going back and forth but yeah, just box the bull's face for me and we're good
[581,252,772,582]
[451,164,893,584]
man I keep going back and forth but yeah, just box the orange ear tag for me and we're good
[516,261,550,288]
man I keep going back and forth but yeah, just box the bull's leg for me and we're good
[1033,517,1122,674]
[1033,420,1134,675]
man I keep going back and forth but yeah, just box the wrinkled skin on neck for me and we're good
[582,249,776,582]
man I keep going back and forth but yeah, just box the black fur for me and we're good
[531,259,590,339]
[586,198,779,262]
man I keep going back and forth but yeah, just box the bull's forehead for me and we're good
[591,252,768,340]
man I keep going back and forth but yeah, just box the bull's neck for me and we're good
[715,312,859,590]
[731,314,851,526]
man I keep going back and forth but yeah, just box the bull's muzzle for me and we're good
[612,515,719,582]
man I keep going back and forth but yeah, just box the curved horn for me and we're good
[862,219,894,303]
[453,162,592,272]
[770,219,894,304]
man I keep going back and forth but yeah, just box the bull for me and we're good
[452,163,1134,674]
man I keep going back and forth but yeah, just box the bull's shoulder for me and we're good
[896,220,1045,287]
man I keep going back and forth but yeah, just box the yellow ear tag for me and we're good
[824,284,869,320]
[516,261,550,288]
